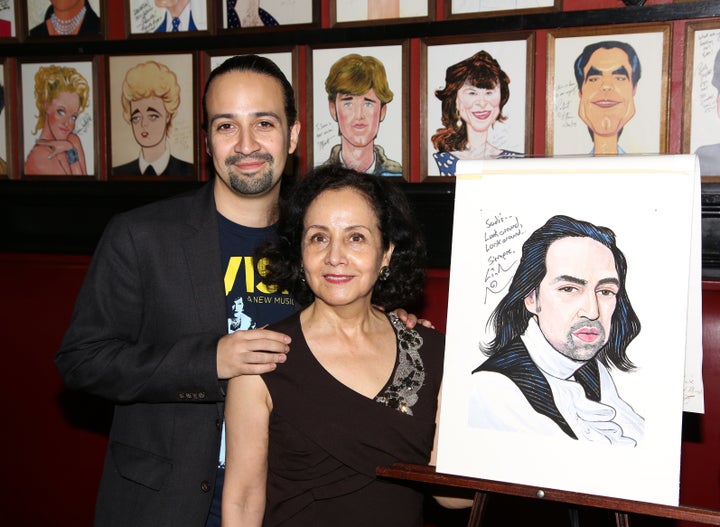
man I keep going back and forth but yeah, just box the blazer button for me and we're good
[215,419,222,431]
[201,480,211,493]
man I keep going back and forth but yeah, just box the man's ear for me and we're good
[329,101,338,122]
[379,104,387,122]
[524,290,539,315]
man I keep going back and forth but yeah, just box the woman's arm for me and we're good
[222,373,272,527]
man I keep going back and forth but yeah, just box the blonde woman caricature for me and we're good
[113,60,192,177]
[25,65,89,176]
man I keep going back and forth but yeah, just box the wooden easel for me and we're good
[376,463,720,526]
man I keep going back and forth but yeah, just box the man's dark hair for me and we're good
[202,54,297,131]
[573,40,642,91]
[483,215,640,372]
[257,164,427,311]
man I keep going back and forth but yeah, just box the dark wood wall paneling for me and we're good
[2,1,720,278]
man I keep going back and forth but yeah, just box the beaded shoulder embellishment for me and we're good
[375,313,426,415]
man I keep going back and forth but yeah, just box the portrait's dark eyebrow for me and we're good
[584,66,602,82]
[551,274,587,286]
[612,66,630,78]
[597,277,621,288]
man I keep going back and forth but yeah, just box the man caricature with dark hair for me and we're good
[574,41,642,155]
[470,215,644,446]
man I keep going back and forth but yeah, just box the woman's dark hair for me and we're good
[431,50,511,153]
[257,164,427,311]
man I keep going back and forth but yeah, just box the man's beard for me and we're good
[225,153,275,195]
[563,319,607,361]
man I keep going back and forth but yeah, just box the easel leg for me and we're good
[568,507,580,527]
[466,491,489,527]
[615,512,631,527]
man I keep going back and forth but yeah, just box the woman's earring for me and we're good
[379,266,390,282]
[299,265,306,284]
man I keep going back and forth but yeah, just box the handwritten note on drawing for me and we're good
[484,212,524,303]
[694,31,720,116]
[131,0,164,34]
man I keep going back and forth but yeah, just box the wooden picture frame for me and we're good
[107,53,197,180]
[218,0,318,32]
[330,0,434,27]
[546,24,671,157]
[421,32,534,180]
[19,57,100,179]
[24,0,104,39]
[0,59,11,178]
[125,0,212,37]
[308,41,409,180]
[0,0,20,41]
[683,19,720,182]
[444,0,560,20]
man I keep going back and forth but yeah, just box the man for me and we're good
[323,53,402,177]
[469,215,644,446]
[695,47,720,176]
[573,41,641,155]
[55,55,298,527]
[153,0,206,32]
[55,55,423,527]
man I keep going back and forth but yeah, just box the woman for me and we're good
[25,64,89,176]
[29,0,101,37]
[222,165,446,526]
[432,50,522,176]
[113,60,193,177]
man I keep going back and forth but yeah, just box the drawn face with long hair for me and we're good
[45,91,81,140]
[524,236,619,361]
[129,95,169,149]
[456,80,501,134]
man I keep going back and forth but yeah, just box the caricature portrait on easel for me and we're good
[468,214,644,446]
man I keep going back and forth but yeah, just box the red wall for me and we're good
[2,254,718,526]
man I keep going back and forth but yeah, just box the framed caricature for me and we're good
[445,0,560,19]
[25,0,103,38]
[683,20,720,181]
[309,42,408,179]
[19,58,98,178]
[330,0,433,26]
[0,0,18,39]
[219,0,317,31]
[107,53,196,179]
[125,0,211,36]
[422,33,534,179]
[546,24,671,157]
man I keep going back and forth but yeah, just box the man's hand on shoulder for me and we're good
[217,328,291,379]
[391,308,435,330]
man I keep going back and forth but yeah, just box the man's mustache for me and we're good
[225,153,274,167]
